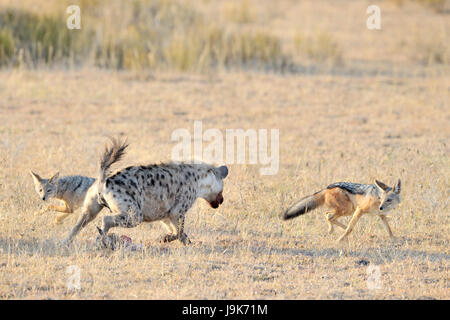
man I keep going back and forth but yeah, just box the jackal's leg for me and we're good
[54,202,75,224]
[35,201,72,217]
[101,205,143,235]
[337,207,363,242]
[326,212,335,234]
[326,212,347,234]
[379,215,395,238]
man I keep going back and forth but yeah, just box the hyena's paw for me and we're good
[58,238,72,248]
[179,233,191,245]
[159,234,178,243]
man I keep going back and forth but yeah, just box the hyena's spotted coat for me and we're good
[62,138,228,246]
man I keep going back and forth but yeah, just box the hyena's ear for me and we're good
[375,180,391,192]
[30,171,42,184]
[48,172,60,183]
[216,166,228,179]
[393,179,401,194]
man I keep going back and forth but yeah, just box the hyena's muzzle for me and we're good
[208,191,224,209]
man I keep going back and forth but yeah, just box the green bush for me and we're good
[294,32,343,66]
[0,29,15,65]
[0,0,291,71]
[0,9,93,67]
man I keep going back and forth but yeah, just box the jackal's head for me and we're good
[375,179,401,213]
[30,171,59,201]
[198,165,228,209]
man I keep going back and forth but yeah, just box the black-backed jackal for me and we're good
[30,171,96,224]
[283,180,401,242]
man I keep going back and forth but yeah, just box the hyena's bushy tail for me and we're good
[282,190,325,220]
[99,137,129,183]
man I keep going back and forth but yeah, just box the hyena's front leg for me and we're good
[159,218,177,243]
[160,215,191,245]
[173,215,191,245]
[101,205,143,235]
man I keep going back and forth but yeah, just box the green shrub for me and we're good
[0,0,291,72]
[294,32,343,66]
[0,29,15,65]
[0,9,93,67]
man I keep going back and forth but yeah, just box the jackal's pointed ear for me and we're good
[375,180,390,192]
[30,171,42,184]
[393,179,401,194]
[48,172,60,183]
[216,166,228,179]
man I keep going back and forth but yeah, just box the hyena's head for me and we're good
[30,171,59,201]
[198,165,229,209]
[375,179,401,213]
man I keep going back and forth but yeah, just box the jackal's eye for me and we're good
[39,189,42,192]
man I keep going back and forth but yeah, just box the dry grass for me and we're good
[0,0,449,300]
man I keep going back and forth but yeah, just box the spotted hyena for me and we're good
[61,138,228,246]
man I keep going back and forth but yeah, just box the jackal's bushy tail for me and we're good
[99,137,129,183]
[282,190,325,220]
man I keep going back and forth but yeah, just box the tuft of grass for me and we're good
[413,35,449,65]
[0,29,15,65]
[223,0,254,24]
[294,32,343,66]
[388,0,447,13]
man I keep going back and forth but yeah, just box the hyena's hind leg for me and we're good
[61,188,103,245]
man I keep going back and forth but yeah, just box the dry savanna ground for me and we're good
[0,0,449,299]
